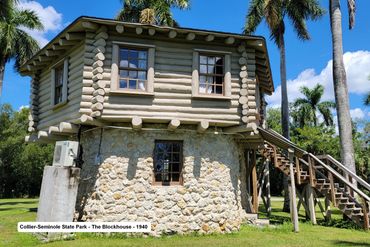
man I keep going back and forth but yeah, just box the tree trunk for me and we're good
[279,33,290,212]
[329,0,357,177]
[0,58,5,98]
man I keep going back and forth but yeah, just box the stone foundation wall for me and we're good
[76,129,247,236]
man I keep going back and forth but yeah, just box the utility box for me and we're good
[52,141,79,167]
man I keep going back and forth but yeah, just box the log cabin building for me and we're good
[23,16,370,235]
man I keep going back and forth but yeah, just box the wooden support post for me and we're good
[308,156,316,186]
[296,157,301,185]
[306,184,317,225]
[288,149,299,232]
[251,150,258,214]
[362,197,369,230]
[325,197,332,222]
[266,158,271,217]
[328,172,337,207]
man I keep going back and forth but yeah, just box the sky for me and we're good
[1,0,370,122]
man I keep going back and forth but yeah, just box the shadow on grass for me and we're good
[333,240,370,246]
[0,201,37,206]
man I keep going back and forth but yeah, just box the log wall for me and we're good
[35,43,85,131]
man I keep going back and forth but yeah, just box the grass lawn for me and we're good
[0,197,369,247]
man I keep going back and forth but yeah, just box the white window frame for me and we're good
[191,49,231,99]
[111,41,155,95]
[50,58,69,107]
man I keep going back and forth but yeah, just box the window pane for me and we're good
[208,56,215,64]
[129,71,138,79]
[200,75,206,83]
[119,79,127,88]
[172,173,180,182]
[129,50,138,59]
[138,60,147,69]
[208,65,215,74]
[200,65,207,74]
[129,59,138,68]
[199,83,207,94]
[120,70,129,78]
[207,76,214,83]
[216,57,223,65]
[216,85,223,94]
[120,59,129,68]
[129,80,136,89]
[200,55,207,64]
[120,49,128,60]
[138,71,146,79]
[138,80,146,90]
[138,51,147,59]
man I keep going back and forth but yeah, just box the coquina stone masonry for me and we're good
[75,128,248,236]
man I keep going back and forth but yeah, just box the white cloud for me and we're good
[17,1,63,47]
[267,51,370,108]
[350,108,365,120]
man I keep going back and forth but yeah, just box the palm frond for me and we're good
[317,102,335,126]
[364,93,370,106]
[244,0,265,34]
[13,9,43,30]
[13,29,39,70]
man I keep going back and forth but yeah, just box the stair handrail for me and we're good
[309,153,370,203]
[317,154,370,192]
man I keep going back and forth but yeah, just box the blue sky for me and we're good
[1,0,370,120]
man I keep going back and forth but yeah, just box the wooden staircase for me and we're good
[259,130,370,230]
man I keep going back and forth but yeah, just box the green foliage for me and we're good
[244,0,325,47]
[292,84,336,127]
[0,104,53,198]
[291,125,340,157]
[266,107,282,134]
[116,0,190,27]
[0,0,43,70]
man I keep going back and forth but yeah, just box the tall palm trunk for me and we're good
[279,32,291,212]
[0,58,5,98]
[330,0,356,176]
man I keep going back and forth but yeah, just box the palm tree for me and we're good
[244,0,325,212]
[329,0,356,176]
[0,0,15,20]
[365,76,370,106]
[293,84,336,128]
[116,0,190,26]
[0,0,43,97]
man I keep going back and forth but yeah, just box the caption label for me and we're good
[18,222,151,233]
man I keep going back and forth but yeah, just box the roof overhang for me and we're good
[20,16,274,94]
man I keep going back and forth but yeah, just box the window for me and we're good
[119,48,148,90]
[153,140,183,185]
[192,50,231,98]
[199,54,224,95]
[111,42,155,94]
[51,58,68,106]
[54,64,64,104]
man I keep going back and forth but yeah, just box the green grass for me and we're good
[0,197,369,247]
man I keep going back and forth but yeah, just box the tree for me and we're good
[365,76,370,106]
[0,104,53,198]
[329,0,357,177]
[0,0,43,97]
[244,0,324,212]
[116,0,190,26]
[292,84,336,128]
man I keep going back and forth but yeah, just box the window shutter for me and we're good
[111,44,119,90]
[62,58,69,102]
[147,47,155,93]
[224,54,231,97]
[50,69,56,106]
[191,51,199,97]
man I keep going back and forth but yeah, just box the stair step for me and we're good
[345,207,362,213]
